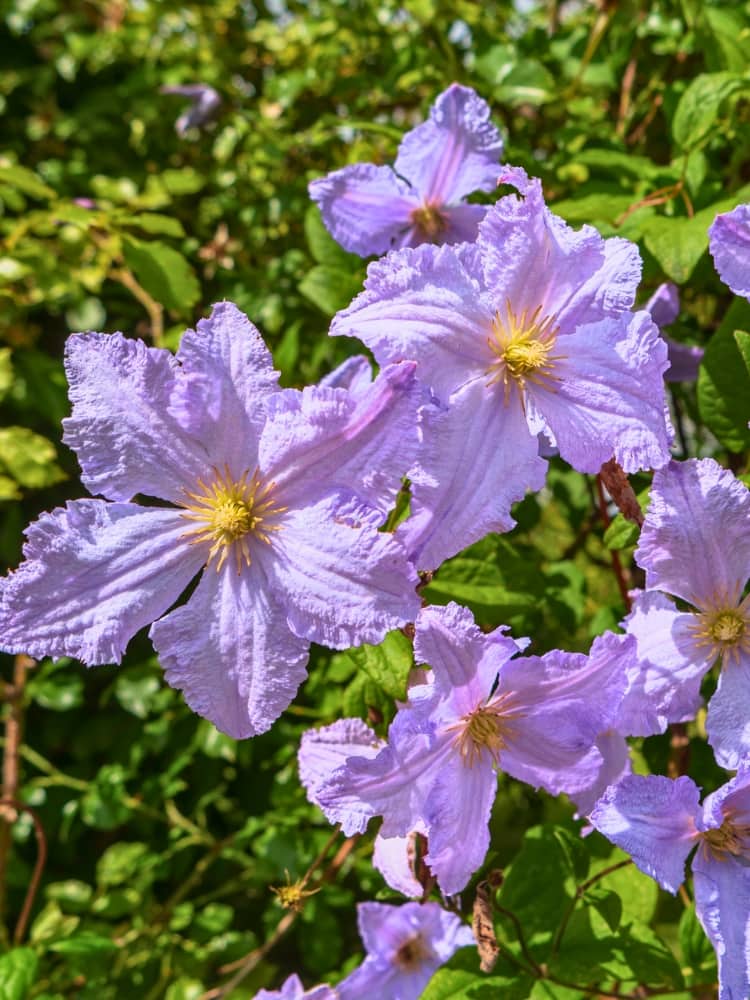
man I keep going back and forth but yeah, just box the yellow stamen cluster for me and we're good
[689,601,750,665]
[394,933,430,971]
[270,870,320,913]
[486,299,561,404]
[410,202,448,241]
[180,465,285,574]
[701,818,750,861]
[447,694,523,768]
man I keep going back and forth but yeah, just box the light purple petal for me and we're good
[635,458,750,608]
[709,203,750,300]
[0,500,203,664]
[700,765,750,832]
[298,718,384,806]
[62,333,210,504]
[260,363,421,515]
[705,651,750,771]
[309,163,418,257]
[393,84,503,204]
[479,166,642,327]
[372,830,424,898]
[570,728,632,818]
[526,310,671,474]
[692,851,750,1000]
[262,492,420,649]
[588,774,700,893]
[619,590,710,736]
[645,283,680,328]
[664,337,703,383]
[423,752,497,894]
[400,379,546,570]
[442,201,489,243]
[172,302,280,473]
[254,974,337,1000]
[150,566,309,738]
[331,242,492,402]
[318,355,373,396]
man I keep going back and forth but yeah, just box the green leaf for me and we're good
[336,629,413,701]
[305,204,359,269]
[97,842,150,888]
[586,886,622,932]
[590,850,658,924]
[121,236,200,312]
[679,905,717,978]
[672,72,746,149]
[642,213,709,284]
[114,663,162,719]
[0,948,38,1000]
[0,164,54,200]
[49,932,118,956]
[299,265,363,316]
[0,428,66,490]
[0,349,13,402]
[698,323,750,452]
[123,213,186,237]
[45,880,93,913]
[603,516,638,550]
[614,920,684,988]
[734,329,750,377]
[30,669,84,712]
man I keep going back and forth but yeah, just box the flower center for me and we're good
[394,933,430,971]
[410,202,448,241]
[180,465,286,574]
[701,818,750,861]
[689,603,750,665]
[447,693,523,768]
[486,299,561,403]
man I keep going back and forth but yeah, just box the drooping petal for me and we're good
[442,201,490,243]
[63,332,210,504]
[400,379,547,570]
[526,310,671,474]
[692,850,750,1000]
[261,491,420,650]
[645,282,680,328]
[393,84,503,204]
[0,501,203,665]
[705,651,750,771]
[298,718,384,806]
[372,829,425,898]
[664,338,703,383]
[308,163,419,257]
[172,301,280,473]
[318,354,373,396]
[260,363,421,515]
[619,590,710,736]
[588,774,700,893]
[423,752,497,894]
[150,565,309,739]
[479,166,642,326]
[569,728,632,818]
[330,242,493,401]
[709,203,750,300]
[635,458,750,608]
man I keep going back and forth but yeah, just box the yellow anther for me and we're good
[486,299,561,403]
[447,693,524,768]
[702,818,750,861]
[689,602,750,665]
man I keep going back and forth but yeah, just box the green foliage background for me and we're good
[0,0,749,996]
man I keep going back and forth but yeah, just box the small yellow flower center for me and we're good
[447,693,524,768]
[410,202,448,241]
[689,602,750,665]
[486,299,561,403]
[395,933,430,971]
[701,818,750,861]
[180,465,286,574]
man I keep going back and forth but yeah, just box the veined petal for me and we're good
[318,354,373,396]
[692,851,750,1000]
[308,163,418,257]
[645,282,680,328]
[330,242,493,401]
[619,591,710,736]
[150,566,309,739]
[172,302,279,473]
[260,363,421,515]
[569,729,632,818]
[262,492,420,649]
[589,774,700,893]
[706,651,750,771]
[298,718,384,806]
[373,830,425,898]
[423,753,497,894]
[479,166,642,326]
[393,84,503,204]
[63,332,210,504]
[635,458,750,608]
[442,201,489,243]
[527,310,671,474]
[709,203,750,300]
[400,379,546,570]
[0,500,203,664]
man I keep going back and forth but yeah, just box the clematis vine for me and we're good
[309,83,504,256]
[590,771,750,1000]
[622,458,750,767]
[0,303,422,739]
[300,602,632,894]
[332,165,672,569]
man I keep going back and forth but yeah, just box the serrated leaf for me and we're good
[122,236,200,312]
[672,72,746,149]
[0,948,38,1000]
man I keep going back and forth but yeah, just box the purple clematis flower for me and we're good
[644,283,703,383]
[254,974,336,1000]
[0,303,422,739]
[300,602,631,894]
[709,203,750,299]
[335,900,474,1000]
[160,83,222,135]
[589,770,750,1000]
[621,458,750,767]
[309,83,504,257]
[332,165,672,570]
